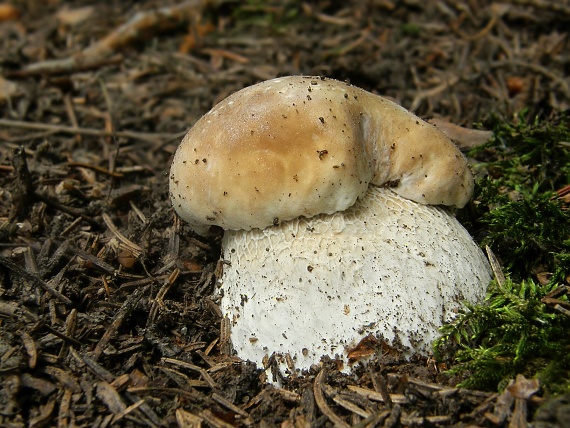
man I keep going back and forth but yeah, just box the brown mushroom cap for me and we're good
[169,76,473,232]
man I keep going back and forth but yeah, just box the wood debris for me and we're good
[1,1,568,426]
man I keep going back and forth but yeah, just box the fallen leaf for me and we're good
[347,334,381,363]
[96,381,127,414]
[176,408,203,428]
[429,118,493,149]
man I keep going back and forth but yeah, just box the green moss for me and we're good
[435,111,570,394]
[481,191,570,279]
[477,110,570,193]
[466,111,570,280]
[435,279,570,394]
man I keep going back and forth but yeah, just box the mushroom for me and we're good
[169,76,491,378]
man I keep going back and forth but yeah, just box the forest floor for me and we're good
[1,1,569,426]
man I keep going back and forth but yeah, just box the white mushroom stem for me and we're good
[220,187,491,377]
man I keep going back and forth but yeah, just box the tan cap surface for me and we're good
[169,76,473,232]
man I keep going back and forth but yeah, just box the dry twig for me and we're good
[91,285,149,360]
[0,255,72,305]
[0,118,185,144]
[8,1,221,77]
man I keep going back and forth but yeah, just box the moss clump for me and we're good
[435,278,570,394]
[435,111,570,394]
[481,190,570,280]
[479,110,570,193]
[466,110,570,280]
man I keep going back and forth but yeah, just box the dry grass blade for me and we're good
[554,304,570,318]
[383,404,402,427]
[512,0,570,15]
[43,366,81,393]
[219,316,232,355]
[486,245,506,286]
[369,366,392,407]
[351,409,392,428]
[96,381,127,414]
[67,161,124,177]
[212,393,250,418]
[347,385,409,405]
[410,75,460,112]
[58,388,73,427]
[407,377,458,394]
[0,255,72,305]
[18,330,38,369]
[176,408,203,427]
[0,118,185,144]
[0,301,39,321]
[71,349,162,425]
[314,368,350,428]
[159,366,207,389]
[58,309,78,359]
[102,213,143,256]
[111,399,147,425]
[75,350,114,382]
[31,320,82,347]
[27,399,56,427]
[33,192,100,228]
[331,395,371,418]
[59,241,117,274]
[9,146,33,221]
[199,409,235,428]
[162,357,219,389]
[274,388,301,403]
[126,387,204,402]
[91,285,149,360]
[147,275,177,326]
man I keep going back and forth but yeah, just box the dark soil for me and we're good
[1,1,569,426]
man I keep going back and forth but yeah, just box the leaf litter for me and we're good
[1,0,569,426]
